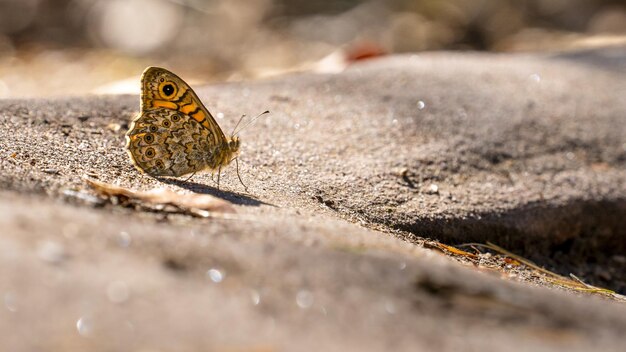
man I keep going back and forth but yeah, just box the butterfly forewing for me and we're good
[139,67,227,146]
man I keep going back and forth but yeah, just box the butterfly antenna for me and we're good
[233,110,270,136]
[231,114,246,138]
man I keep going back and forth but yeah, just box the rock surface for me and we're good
[0,48,625,351]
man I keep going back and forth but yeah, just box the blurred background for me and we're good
[0,0,625,97]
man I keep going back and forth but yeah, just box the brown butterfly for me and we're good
[125,66,266,189]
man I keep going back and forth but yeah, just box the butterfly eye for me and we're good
[144,134,154,144]
[149,126,158,132]
[162,120,171,128]
[145,148,155,158]
[171,114,180,122]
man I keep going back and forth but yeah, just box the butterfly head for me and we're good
[228,136,240,153]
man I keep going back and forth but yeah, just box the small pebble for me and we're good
[296,290,314,309]
[42,168,59,175]
[76,316,93,337]
[206,268,224,283]
[117,231,132,248]
[107,123,121,132]
[426,184,439,194]
[36,240,67,264]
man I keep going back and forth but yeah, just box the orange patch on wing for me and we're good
[152,100,178,110]
[190,110,206,123]
[180,103,199,115]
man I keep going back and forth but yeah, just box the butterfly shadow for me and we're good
[156,177,274,207]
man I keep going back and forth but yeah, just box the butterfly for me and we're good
[125,66,266,189]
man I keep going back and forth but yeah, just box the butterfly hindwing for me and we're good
[126,108,216,176]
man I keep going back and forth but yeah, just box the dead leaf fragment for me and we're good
[425,241,478,259]
[84,177,235,215]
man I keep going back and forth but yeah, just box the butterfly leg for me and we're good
[217,166,221,190]
[235,158,248,192]
[183,172,196,182]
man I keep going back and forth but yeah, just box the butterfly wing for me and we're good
[126,108,218,176]
[139,66,227,146]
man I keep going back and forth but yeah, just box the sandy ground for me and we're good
[0,48,625,351]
